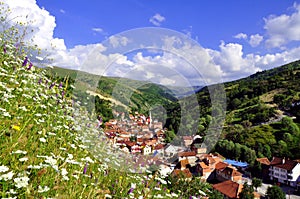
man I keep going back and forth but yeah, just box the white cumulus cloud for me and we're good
[92,28,103,33]
[234,33,248,40]
[1,0,66,51]
[149,13,166,26]
[249,34,263,47]
[264,3,300,48]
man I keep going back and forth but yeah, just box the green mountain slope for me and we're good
[175,60,300,162]
[47,66,178,121]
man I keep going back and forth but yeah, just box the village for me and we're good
[103,112,300,198]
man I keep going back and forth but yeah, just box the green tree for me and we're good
[281,116,293,128]
[252,177,262,191]
[266,186,285,199]
[239,182,254,199]
[209,189,223,199]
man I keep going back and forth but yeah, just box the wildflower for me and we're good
[38,78,42,84]
[7,189,17,194]
[0,171,14,181]
[27,165,42,169]
[27,62,33,70]
[49,82,55,89]
[61,168,68,176]
[104,194,112,198]
[19,157,28,162]
[81,156,94,163]
[127,183,136,194]
[39,137,47,143]
[83,163,88,174]
[22,57,28,66]
[38,185,50,193]
[3,112,11,117]
[14,176,30,188]
[11,150,27,155]
[12,125,20,131]
[127,187,134,194]
[0,165,9,173]
[44,156,57,167]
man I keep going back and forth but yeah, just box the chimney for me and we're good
[282,157,285,164]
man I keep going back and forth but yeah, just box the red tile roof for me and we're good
[124,141,136,147]
[215,162,229,170]
[256,157,270,165]
[220,167,242,177]
[274,159,298,171]
[178,151,196,157]
[213,180,243,198]
[154,144,164,150]
[270,157,283,165]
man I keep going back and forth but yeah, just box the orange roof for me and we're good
[215,162,229,170]
[220,167,242,177]
[212,153,225,159]
[178,151,196,157]
[199,162,209,169]
[180,159,189,168]
[256,157,270,165]
[213,180,243,198]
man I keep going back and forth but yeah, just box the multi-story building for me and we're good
[269,157,300,187]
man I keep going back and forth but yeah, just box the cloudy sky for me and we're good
[2,0,300,86]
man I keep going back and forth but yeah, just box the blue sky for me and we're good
[2,0,300,86]
[36,1,295,51]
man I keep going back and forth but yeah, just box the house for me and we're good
[178,151,197,164]
[213,180,260,199]
[124,141,141,153]
[164,144,184,157]
[269,157,300,187]
[142,145,152,155]
[182,136,193,147]
[153,144,165,156]
[256,157,271,181]
[216,166,243,183]
[153,122,163,130]
[213,180,243,199]
[197,161,214,179]
[190,135,206,154]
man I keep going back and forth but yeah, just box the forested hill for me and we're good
[178,59,300,163]
[47,66,178,121]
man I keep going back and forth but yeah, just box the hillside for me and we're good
[47,66,178,121]
[172,60,300,164]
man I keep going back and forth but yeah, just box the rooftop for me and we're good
[213,180,243,198]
